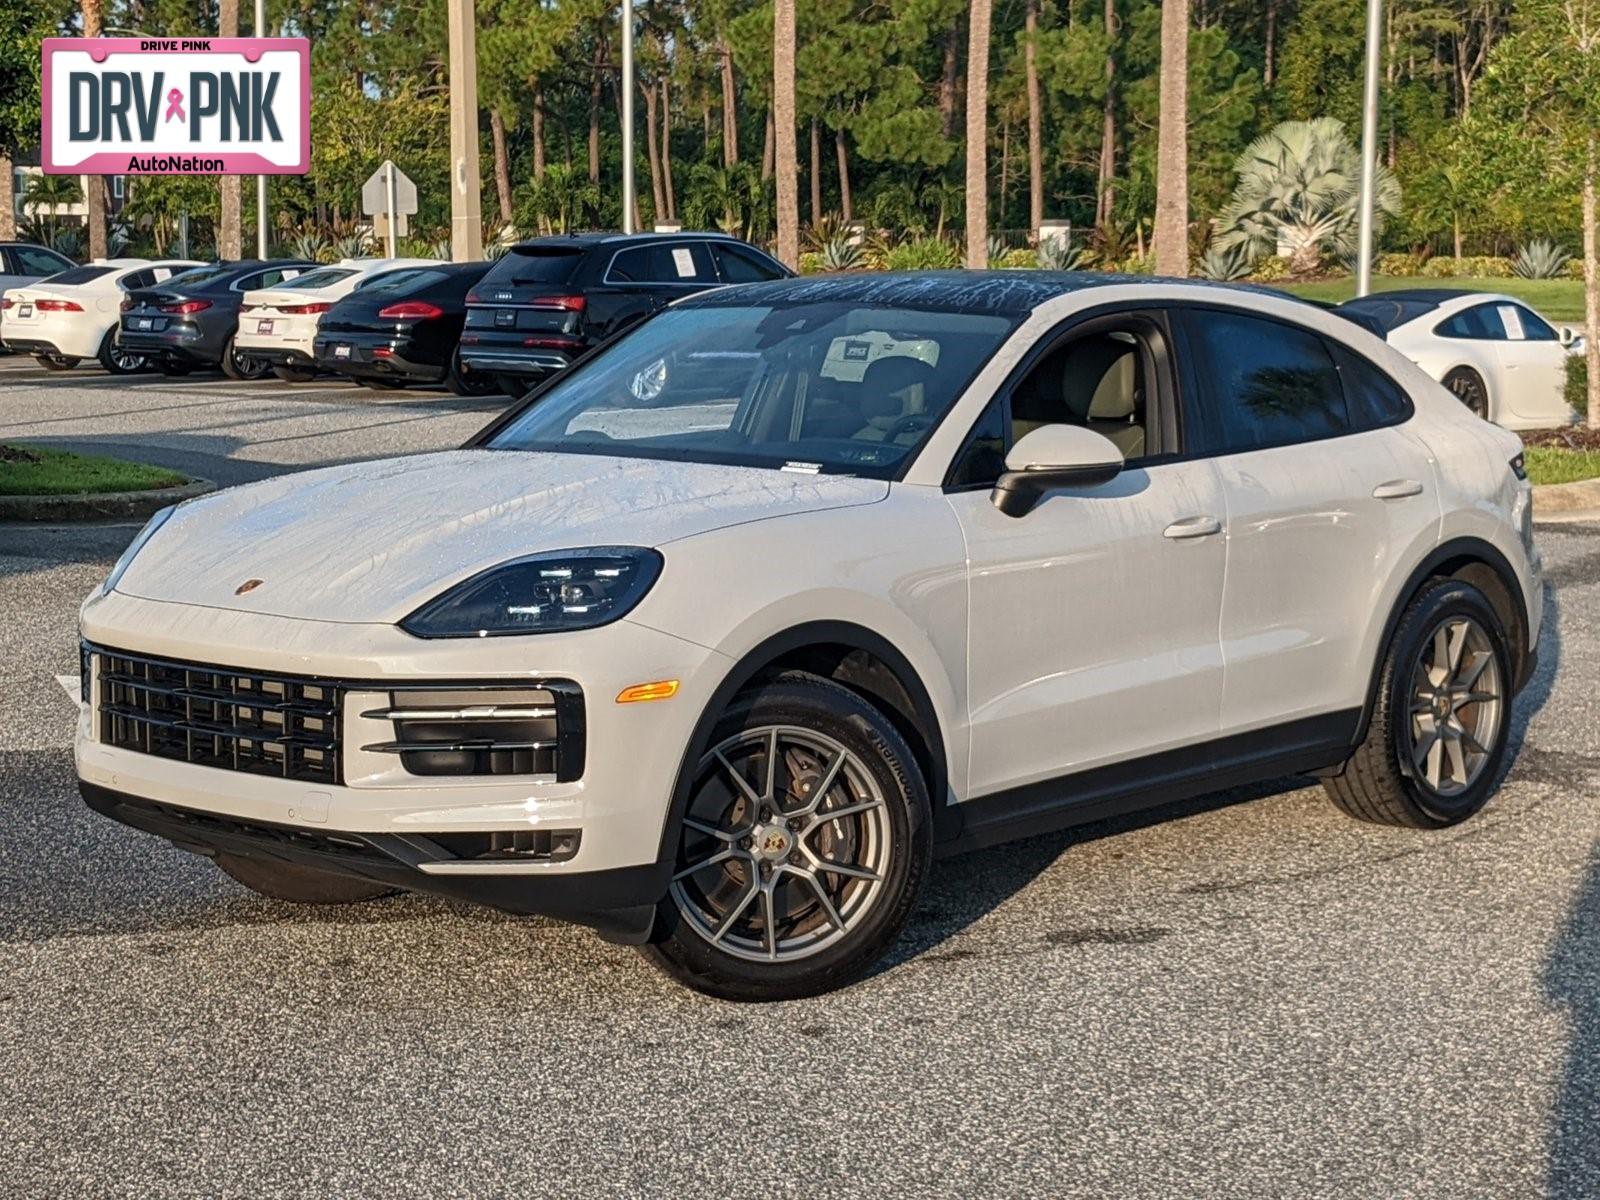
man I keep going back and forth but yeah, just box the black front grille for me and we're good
[92,646,344,784]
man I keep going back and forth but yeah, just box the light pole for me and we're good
[447,0,484,260]
[1354,0,1382,297]
[621,0,636,234]
[256,0,268,258]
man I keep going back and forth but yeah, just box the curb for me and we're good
[1532,478,1600,523]
[0,477,216,523]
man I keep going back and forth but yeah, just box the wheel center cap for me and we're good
[752,823,794,862]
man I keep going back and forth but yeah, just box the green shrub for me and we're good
[997,247,1038,269]
[1512,239,1573,279]
[1117,251,1155,275]
[1377,251,1428,276]
[797,251,827,275]
[883,236,961,271]
[1420,255,1514,278]
[1248,255,1292,282]
[1569,353,1589,417]
[1567,258,1588,280]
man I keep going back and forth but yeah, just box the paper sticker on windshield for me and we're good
[672,247,695,278]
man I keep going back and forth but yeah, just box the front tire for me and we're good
[446,346,501,396]
[213,853,399,905]
[639,672,932,1001]
[1324,579,1513,828]
[1443,366,1490,421]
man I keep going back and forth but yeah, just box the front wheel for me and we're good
[1443,366,1490,421]
[639,673,932,1001]
[213,853,399,905]
[1324,579,1513,828]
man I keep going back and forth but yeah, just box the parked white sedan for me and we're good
[1339,288,1580,429]
[235,257,438,382]
[77,273,1541,1000]
[0,258,201,374]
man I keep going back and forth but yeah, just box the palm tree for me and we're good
[964,0,992,269]
[1152,0,1188,276]
[773,0,799,267]
[216,0,242,258]
[528,163,600,234]
[1216,118,1401,276]
[24,173,82,245]
[80,0,108,259]
[1025,0,1043,236]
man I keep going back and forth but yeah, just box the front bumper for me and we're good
[81,783,665,941]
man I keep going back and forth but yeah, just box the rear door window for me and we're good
[1178,308,1349,454]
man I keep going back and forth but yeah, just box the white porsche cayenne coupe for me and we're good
[1338,288,1580,430]
[77,273,1542,1000]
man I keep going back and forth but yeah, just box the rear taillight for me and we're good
[378,300,444,319]
[159,299,211,315]
[538,295,586,311]
[120,297,134,312]
[0,298,13,310]
[281,302,332,315]
[465,291,481,304]
[36,299,83,312]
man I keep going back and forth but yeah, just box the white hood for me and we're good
[114,450,887,623]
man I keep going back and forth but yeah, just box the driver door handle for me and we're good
[1164,515,1222,540]
[1372,479,1424,500]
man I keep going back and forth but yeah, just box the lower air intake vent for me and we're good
[362,685,585,781]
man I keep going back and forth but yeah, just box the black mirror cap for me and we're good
[990,461,1123,517]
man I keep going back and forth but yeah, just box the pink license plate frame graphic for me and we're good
[41,37,310,175]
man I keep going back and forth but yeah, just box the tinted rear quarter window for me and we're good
[1329,343,1413,429]
[1435,304,1502,340]
[486,247,583,286]
[1180,308,1348,454]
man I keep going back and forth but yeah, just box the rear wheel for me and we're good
[271,364,318,383]
[446,346,501,396]
[34,353,78,370]
[1324,579,1512,828]
[1443,366,1490,421]
[213,853,398,905]
[639,673,932,1001]
[220,336,270,381]
[96,327,148,375]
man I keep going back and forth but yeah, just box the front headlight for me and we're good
[400,547,664,638]
[102,505,176,596]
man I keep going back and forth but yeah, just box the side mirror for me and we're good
[1559,325,1578,348]
[991,424,1125,518]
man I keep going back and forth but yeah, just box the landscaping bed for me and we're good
[0,443,188,497]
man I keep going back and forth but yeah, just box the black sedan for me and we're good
[118,260,317,379]
[458,232,790,398]
[313,261,498,394]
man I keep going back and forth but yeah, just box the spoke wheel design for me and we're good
[670,725,891,964]
[1444,368,1488,419]
[1406,615,1504,798]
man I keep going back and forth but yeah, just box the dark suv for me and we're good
[458,232,791,396]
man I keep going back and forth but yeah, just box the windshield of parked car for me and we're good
[485,303,1018,478]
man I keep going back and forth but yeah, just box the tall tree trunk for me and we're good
[809,119,822,225]
[761,108,775,180]
[1025,0,1043,234]
[489,109,513,228]
[938,21,962,139]
[1264,0,1277,85]
[964,0,991,269]
[1454,212,1462,261]
[643,78,665,225]
[0,154,14,241]
[589,35,606,184]
[1096,0,1117,228]
[720,40,739,166]
[773,0,799,267]
[81,0,109,260]
[1584,136,1599,429]
[661,79,676,221]
[532,84,547,181]
[835,127,853,222]
[1153,0,1188,276]
[216,0,240,258]
[998,119,1010,234]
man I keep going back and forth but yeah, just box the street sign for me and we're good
[362,161,416,216]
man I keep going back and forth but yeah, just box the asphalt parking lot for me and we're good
[3,355,1599,1198]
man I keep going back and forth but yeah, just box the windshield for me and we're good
[486,303,1018,478]
[279,267,356,290]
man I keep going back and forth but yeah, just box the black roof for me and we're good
[676,269,1326,317]
[1336,288,1484,333]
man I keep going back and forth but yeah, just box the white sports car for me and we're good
[77,273,1540,999]
[236,257,438,382]
[1338,288,1580,430]
[0,257,201,373]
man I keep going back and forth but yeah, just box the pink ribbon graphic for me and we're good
[164,88,185,123]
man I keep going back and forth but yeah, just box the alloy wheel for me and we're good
[670,725,891,963]
[1406,615,1504,797]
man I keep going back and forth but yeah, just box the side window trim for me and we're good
[940,305,1181,491]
